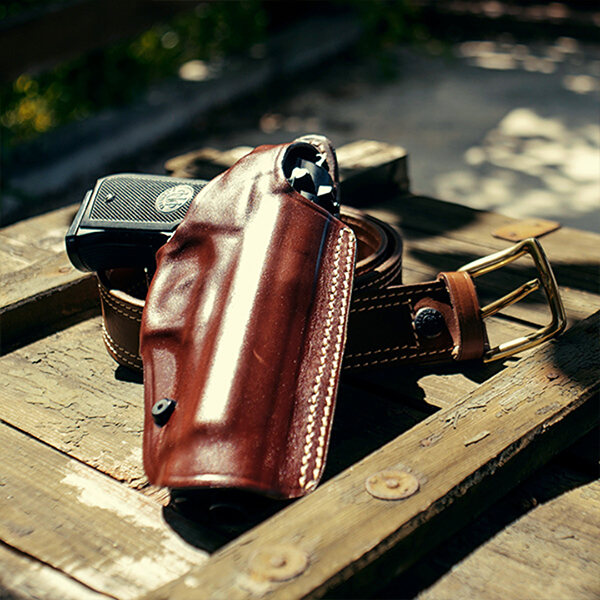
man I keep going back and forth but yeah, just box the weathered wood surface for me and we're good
[419,478,600,600]
[0,423,207,599]
[0,203,98,352]
[0,542,110,600]
[376,441,599,600]
[140,312,598,600]
[0,314,428,500]
[164,139,410,198]
[0,140,598,599]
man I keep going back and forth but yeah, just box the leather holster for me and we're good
[140,139,356,499]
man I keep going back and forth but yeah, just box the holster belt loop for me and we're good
[439,271,487,362]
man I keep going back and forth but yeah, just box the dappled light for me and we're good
[178,59,214,82]
[0,1,268,146]
[435,107,600,228]
[456,36,600,95]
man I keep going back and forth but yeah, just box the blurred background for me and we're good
[1,0,599,231]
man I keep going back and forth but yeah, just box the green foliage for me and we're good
[0,1,267,149]
[0,1,422,151]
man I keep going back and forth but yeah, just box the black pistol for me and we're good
[65,173,209,272]
[66,148,338,272]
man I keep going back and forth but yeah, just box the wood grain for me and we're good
[0,204,99,352]
[0,423,207,599]
[0,311,560,490]
[0,543,110,600]
[164,140,410,198]
[1,141,598,599]
[0,316,147,488]
[376,452,599,599]
[419,480,600,600]
[141,312,599,600]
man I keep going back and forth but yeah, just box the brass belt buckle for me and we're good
[459,238,567,362]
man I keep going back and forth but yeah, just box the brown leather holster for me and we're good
[140,141,357,499]
[97,137,488,499]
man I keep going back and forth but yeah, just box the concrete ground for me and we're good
[191,37,600,233]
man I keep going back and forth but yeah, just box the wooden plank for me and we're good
[0,254,99,354]
[335,140,410,199]
[0,315,429,498]
[140,312,599,600]
[0,316,147,488]
[6,143,593,354]
[0,202,79,275]
[0,257,593,480]
[0,232,55,274]
[0,202,99,352]
[0,422,208,599]
[419,479,600,600]
[371,195,599,294]
[164,146,255,179]
[378,452,599,599]
[0,296,563,488]
[0,203,79,259]
[3,141,595,340]
[164,140,409,197]
[0,543,110,600]
[1,141,598,599]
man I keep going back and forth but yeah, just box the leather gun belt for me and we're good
[97,205,488,373]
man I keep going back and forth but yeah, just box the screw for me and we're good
[270,556,287,568]
[414,307,445,339]
[151,398,176,426]
[365,470,420,500]
[249,544,308,582]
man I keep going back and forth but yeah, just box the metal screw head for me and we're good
[151,398,176,426]
[414,307,445,339]
[365,470,420,500]
[249,544,309,582]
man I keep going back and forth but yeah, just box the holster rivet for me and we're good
[152,398,176,426]
[414,307,445,339]
[365,470,420,500]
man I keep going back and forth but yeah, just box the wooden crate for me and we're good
[1,141,598,600]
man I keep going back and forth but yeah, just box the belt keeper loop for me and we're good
[439,271,487,361]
